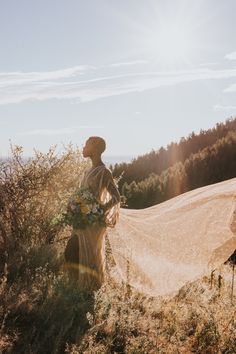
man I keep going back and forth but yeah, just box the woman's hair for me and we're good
[88,136,106,154]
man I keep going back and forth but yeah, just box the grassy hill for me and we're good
[0,132,236,353]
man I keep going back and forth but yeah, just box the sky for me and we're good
[0,0,236,161]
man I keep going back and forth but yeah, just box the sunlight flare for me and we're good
[147,20,194,66]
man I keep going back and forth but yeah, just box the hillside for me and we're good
[0,133,236,353]
[111,116,236,185]
[113,117,236,208]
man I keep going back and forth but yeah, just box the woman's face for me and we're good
[82,139,94,158]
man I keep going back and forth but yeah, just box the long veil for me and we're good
[107,177,236,297]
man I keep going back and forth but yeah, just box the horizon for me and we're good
[1,115,235,162]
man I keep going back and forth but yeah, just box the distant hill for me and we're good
[111,116,236,208]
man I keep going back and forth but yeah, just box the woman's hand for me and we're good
[101,204,109,216]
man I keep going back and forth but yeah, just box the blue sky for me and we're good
[0,0,236,159]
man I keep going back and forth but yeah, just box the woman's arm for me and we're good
[102,169,121,214]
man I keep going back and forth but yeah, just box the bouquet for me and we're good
[51,187,107,230]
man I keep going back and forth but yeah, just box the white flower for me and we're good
[92,205,97,213]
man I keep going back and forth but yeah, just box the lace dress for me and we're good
[65,164,120,291]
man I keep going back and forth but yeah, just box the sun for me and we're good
[157,24,190,62]
[134,10,195,68]
[147,20,193,66]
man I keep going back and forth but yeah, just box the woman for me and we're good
[65,136,236,298]
[64,136,120,291]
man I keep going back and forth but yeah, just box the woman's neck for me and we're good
[91,156,105,168]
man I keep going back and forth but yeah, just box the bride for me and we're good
[65,135,236,298]
[64,136,121,291]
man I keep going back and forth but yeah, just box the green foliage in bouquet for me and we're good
[52,187,107,230]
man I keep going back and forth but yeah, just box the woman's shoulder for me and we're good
[83,164,112,181]
[95,164,112,176]
[103,166,113,177]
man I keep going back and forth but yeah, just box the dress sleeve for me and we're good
[102,169,121,210]
[101,168,121,228]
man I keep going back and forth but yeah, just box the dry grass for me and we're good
[1,261,236,353]
[67,263,236,354]
[0,144,236,353]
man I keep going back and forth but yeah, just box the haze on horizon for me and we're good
[0,0,236,160]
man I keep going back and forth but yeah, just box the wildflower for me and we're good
[92,205,98,213]
[81,204,90,214]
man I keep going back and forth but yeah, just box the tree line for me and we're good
[111,117,236,208]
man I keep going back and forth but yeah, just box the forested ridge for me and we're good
[111,116,236,208]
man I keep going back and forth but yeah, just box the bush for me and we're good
[0,143,89,274]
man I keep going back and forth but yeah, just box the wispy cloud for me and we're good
[0,66,91,86]
[213,104,236,111]
[225,52,236,60]
[109,60,149,67]
[224,83,236,93]
[199,62,219,66]
[1,66,236,105]
[16,125,97,136]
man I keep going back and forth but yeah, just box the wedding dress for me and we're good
[67,164,236,297]
[107,176,236,297]
[66,164,120,291]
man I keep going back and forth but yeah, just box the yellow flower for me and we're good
[81,204,90,214]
